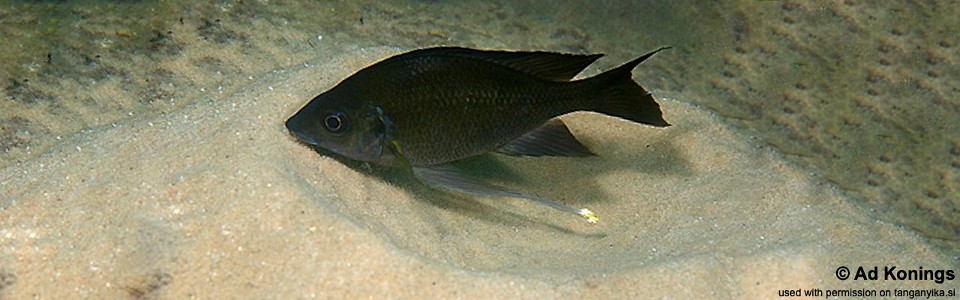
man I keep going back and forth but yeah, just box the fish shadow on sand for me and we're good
[484,125,694,208]
[581,125,694,178]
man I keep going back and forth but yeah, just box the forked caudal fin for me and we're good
[590,46,671,127]
[413,164,598,223]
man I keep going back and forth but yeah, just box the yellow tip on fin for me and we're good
[579,208,598,224]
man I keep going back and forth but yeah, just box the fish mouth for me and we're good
[289,129,318,146]
[285,117,319,146]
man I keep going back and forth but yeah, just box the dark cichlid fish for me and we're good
[286,46,670,223]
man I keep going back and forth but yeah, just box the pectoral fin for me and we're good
[413,164,598,223]
[497,119,595,157]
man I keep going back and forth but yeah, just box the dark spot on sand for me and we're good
[149,31,184,55]
[1,117,38,153]
[731,13,751,41]
[125,271,172,299]
[6,78,55,104]
[81,54,100,66]
[866,71,883,83]
[198,18,246,44]
[879,154,891,163]
[139,68,177,104]
[0,270,15,290]
[781,2,801,11]
[877,41,896,53]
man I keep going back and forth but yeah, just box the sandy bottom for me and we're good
[1,48,954,298]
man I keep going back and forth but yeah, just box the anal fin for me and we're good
[497,119,595,157]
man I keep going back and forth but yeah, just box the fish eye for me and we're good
[323,112,348,133]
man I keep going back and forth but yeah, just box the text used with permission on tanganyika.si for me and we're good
[778,266,956,298]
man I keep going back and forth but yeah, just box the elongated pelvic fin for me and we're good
[413,164,598,223]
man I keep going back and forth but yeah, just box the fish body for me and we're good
[286,46,670,223]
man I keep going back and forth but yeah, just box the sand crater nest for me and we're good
[278,48,834,274]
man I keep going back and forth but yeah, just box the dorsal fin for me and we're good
[424,47,603,82]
